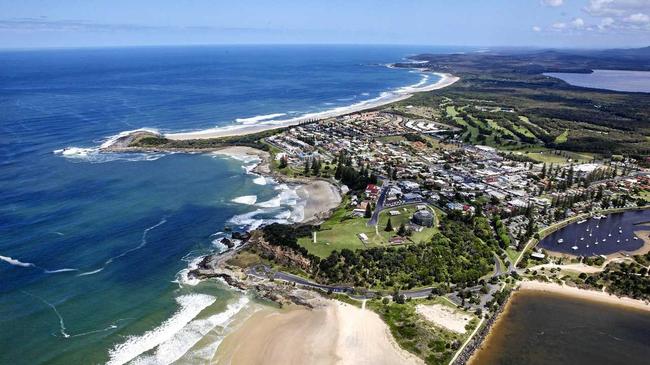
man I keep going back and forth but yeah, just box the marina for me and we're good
[538,210,650,257]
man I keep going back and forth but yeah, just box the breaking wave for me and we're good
[128,296,249,365]
[235,113,286,125]
[53,128,166,163]
[231,195,257,205]
[107,294,217,365]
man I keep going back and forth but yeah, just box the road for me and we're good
[249,259,505,305]
[368,184,390,226]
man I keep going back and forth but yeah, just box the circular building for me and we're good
[412,209,434,227]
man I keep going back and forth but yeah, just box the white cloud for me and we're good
[585,0,650,16]
[532,25,542,32]
[534,0,650,33]
[624,12,650,22]
[552,22,567,29]
[541,0,564,7]
[598,16,616,29]
[571,17,586,28]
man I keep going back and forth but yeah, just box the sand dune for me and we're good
[416,304,473,334]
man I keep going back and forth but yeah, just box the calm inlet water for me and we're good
[545,69,650,93]
[538,210,650,256]
[0,45,456,364]
[471,291,650,365]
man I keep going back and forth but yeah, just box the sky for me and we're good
[0,0,649,49]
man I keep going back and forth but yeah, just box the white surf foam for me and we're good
[235,113,286,125]
[227,209,267,230]
[174,256,204,287]
[77,217,167,276]
[0,255,35,268]
[22,291,70,338]
[163,68,449,140]
[255,195,282,208]
[106,294,216,365]
[274,210,292,220]
[129,296,249,365]
[99,128,161,149]
[53,147,166,163]
[252,176,267,185]
[54,128,165,163]
[77,268,104,276]
[44,268,79,274]
[1,254,79,274]
[231,195,257,205]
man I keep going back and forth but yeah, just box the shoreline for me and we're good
[165,72,459,140]
[213,145,343,224]
[212,301,424,365]
[518,280,650,312]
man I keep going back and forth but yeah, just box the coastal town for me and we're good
[5,2,650,365]
[266,108,648,257]
[174,104,649,365]
[105,90,650,364]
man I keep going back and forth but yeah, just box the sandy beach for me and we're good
[519,280,650,312]
[166,72,458,140]
[212,301,423,365]
[297,180,342,223]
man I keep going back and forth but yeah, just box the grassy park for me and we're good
[298,202,439,258]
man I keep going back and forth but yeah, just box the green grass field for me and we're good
[298,202,438,258]
[445,105,458,117]
[554,129,569,143]
[516,148,595,164]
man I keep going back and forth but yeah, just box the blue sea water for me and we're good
[0,45,456,364]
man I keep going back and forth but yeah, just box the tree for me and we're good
[304,158,311,175]
[278,155,288,169]
[397,223,407,236]
[312,157,321,175]
[364,202,372,218]
[385,217,393,232]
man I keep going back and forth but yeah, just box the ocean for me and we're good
[0,45,457,364]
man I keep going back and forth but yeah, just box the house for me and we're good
[531,252,546,260]
[353,201,370,216]
[365,184,380,198]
